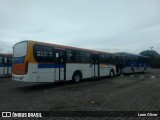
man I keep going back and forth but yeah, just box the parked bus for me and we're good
[12,40,118,83]
[0,53,12,76]
[115,52,151,74]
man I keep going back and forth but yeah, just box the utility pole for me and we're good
[150,46,153,51]
[150,46,153,68]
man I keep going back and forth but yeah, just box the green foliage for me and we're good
[140,50,160,68]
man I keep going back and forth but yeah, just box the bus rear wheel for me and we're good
[109,70,114,78]
[131,69,134,74]
[72,71,82,83]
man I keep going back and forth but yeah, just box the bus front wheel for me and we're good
[72,71,82,83]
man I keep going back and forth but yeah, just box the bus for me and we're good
[0,53,12,76]
[12,40,118,83]
[115,52,151,74]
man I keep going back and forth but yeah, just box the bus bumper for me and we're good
[12,74,36,82]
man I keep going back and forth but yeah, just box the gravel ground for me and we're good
[0,69,160,119]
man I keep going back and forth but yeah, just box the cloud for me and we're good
[0,0,160,54]
[0,40,13,53]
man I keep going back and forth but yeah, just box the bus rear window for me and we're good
[13,42,28,57]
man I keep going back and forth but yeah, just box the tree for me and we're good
[140,50,160,68]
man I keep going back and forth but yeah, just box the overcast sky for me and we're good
[0,0,160,54]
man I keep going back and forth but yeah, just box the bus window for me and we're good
[67,50,79,63]
[110,55,116,65]
[92,54,99,64]
[80,51,85,63]
[66,50,72,63]
[33,45,54,62]
[8,57,12,65]
[100,54,105,63]
[85,52,91,63]
[55,49,65,64]
[125,56,131,65]
[13,41,27,57]
[4,57,8,64]
[72,50,80,63]
[0,56,3,64]
[121,56,125,64]
[105,54,111,63]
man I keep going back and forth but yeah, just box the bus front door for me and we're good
[92,54,99,78]
[55,50,65,81]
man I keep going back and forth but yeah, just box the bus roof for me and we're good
[115,52,150,58]
[0,53,12,57]
[15,40,114,55]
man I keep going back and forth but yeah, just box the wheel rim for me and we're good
[110,71,113,77]
[75,74,80,82]
[132,69,134,74]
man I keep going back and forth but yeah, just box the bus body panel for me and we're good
[115,52,151,74]
[65,63,92,81]
[12,63,37,82]
[8,66,12,74]
[99,64,116,76]
[12,40,117,83]
[122,66,150,73]
[37,63,56,82]
[0,54,12,76]
[3,67,8,75]
[0,66,12,75]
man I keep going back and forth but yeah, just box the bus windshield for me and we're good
[13,42,27,57]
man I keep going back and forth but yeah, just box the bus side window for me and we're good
[9,57,12,65]
[86,52,90,63]
[105,54,111,64]
[126,56,131,65]
[4,57,8,64]
[33,45,54,62]
[100,54,105,63]
[54,50,64,63]
[110,55,116,65]
[71,50,80,63]
[80,51,85,63]
[66,50,72,63]
[0,56,3,64]
[92,54,99,64]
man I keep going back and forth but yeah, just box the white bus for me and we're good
[12,40,117,83]
[115,52,151,74]
[0,53,12,76]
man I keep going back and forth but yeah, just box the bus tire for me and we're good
[72,71,82,83]
[109,70,114,78]
[131,68,134,74]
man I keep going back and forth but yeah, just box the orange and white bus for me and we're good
[12,40,118,83]
[0,53,12,76]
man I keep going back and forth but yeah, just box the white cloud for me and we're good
[0,0,160,54]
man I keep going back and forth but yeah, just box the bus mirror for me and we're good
[56,53,59,58]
